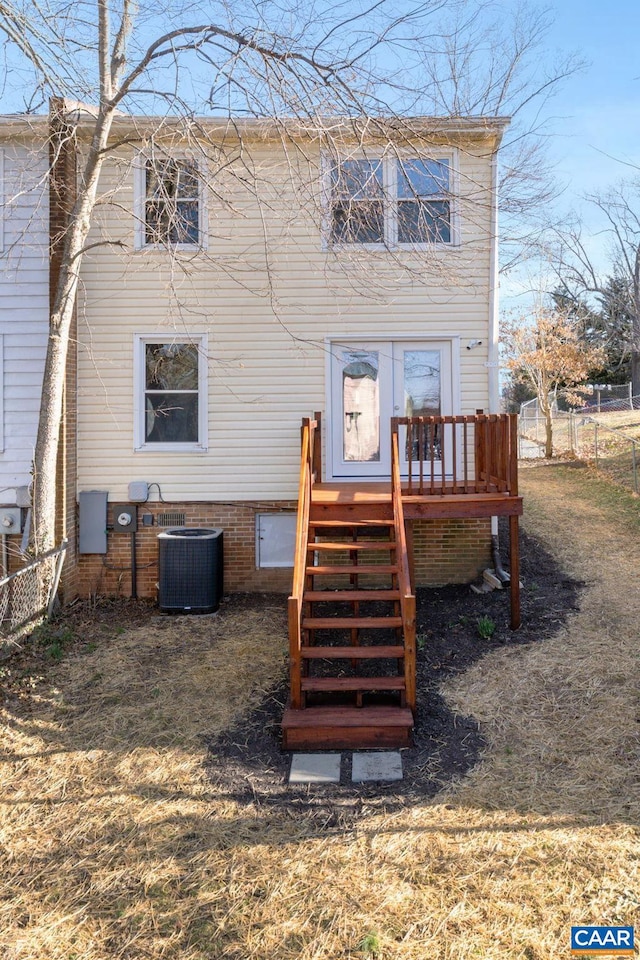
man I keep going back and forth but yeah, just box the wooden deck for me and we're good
[313,481,523,517]
[283,412,522,751]
[311,480,522,626]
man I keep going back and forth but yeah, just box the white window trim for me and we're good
[133,153,208,252]
[322,148,459,251]
[133,333,208,453]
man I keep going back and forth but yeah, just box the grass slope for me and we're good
[1,461,639,959]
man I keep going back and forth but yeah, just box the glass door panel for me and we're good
[331,344,392,477]
[342,349,381,463]
[330,339,452,479]
[392,341,453,477]
[402,349,441,418]
[401,349,441,466]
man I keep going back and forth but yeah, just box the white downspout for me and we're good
[489,141,503,549]
[488,146,500,415]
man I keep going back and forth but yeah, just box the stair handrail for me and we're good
[288,416,316,709]
[391,419,416,710]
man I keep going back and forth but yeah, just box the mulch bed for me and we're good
[2,521,582,814]
[205,521,583,808]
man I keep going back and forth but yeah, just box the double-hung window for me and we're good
[135,157,203,248]
[330,159,385,244]
[396,158,451,244]
[134,336,207,451]
[328,154,454,247]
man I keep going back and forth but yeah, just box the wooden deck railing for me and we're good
[287,416,318,709]
[392,413,519,497]
[391,429,416,710]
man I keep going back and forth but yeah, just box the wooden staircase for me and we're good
[283,418,416,750]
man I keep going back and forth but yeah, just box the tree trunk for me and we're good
[632,245,640,398]
[544,407,553,458]
[31,100,113,555]
[31,322,71,554]
[538,387,554,458]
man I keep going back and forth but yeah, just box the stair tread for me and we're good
[306,564,399,575]
[309,520,393,528]
[301,645,405,659]
[303,616,403,629]
[307,541,394,551]
[304,589,401,602]
[301,676,405,691]
[282,705,414,728]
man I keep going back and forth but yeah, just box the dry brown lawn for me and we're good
[2,462,640,959]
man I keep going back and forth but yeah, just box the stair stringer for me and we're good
[283,501,415,750]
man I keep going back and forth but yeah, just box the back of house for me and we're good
[68,114,508,596]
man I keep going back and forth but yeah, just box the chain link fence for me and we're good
[519,385,640,495]
[0,540,68,655]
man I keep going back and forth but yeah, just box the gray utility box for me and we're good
[78,491,108,554]
[157,528,223,614]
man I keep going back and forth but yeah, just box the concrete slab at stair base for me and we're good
[289,753,341,784]
[282,705,413,750]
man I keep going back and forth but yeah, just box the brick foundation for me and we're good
[76,500,492,600]
[76,500,297,599]
[411,517,492,586]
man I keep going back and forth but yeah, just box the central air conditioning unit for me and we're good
[157,528,223,614]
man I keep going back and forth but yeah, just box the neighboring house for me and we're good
[0,117,50,558]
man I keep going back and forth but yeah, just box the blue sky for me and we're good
[1,0,636,288]
[544,0,640,199]
[500,0,640,303]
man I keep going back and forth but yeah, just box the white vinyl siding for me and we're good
[0,142,48,502]
[77,132,496,502]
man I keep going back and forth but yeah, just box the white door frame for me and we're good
[326,335,460,481]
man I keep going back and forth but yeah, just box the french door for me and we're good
[329,339,454,479]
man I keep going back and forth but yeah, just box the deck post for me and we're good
[312,411,322,482]
[288,596,303,708]
[404,594,416,709]
[474,409,485,491]
[508,414,519,495]
[405,519,415,586]
[509,514,521,629]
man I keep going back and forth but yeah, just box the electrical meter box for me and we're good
[0,507,22,534]
[112,504,138,532]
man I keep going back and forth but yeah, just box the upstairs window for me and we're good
[135,157,202,248]
[134,336,207,451]
[327,154,453,247]
[331,159,385,244]
[396,158,451,244]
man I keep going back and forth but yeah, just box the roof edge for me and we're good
[0,111,510,145]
